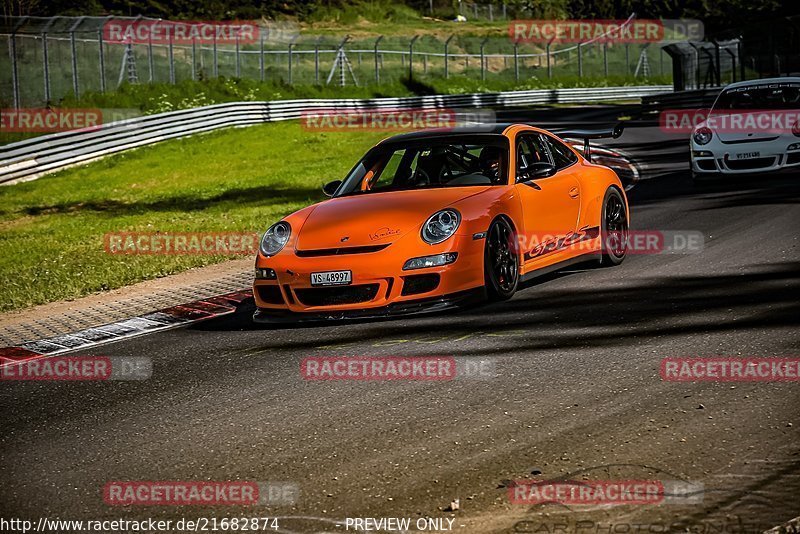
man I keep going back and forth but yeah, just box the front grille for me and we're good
[401,274,441,296]
[295,244,390,257]
[294,284,380,306]
[256,285,284,305]
[724,156,776,170]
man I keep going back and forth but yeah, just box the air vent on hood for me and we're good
[295,244,391,257]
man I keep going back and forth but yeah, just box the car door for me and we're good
[513,132,581,266]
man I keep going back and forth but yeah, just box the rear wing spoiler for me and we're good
[552,122,625,162]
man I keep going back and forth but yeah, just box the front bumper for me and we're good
[252,233,485,319]
[691,141,800,174]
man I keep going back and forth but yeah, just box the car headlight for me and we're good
[693,127,713,145]
[421,209,461,245]
[260,221,291,256]
[793,121,800,138]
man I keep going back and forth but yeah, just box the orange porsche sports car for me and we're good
[253,123,629,322]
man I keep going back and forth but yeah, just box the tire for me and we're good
[600,187,628,266]
[484,217,520,301]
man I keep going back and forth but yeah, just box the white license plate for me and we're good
[311,270,352,286]
[735,152,760,160]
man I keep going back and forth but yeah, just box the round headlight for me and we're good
[422,209,461,245]
[260,221,291,256]
[792,121,800,138]
[693,127,713,145]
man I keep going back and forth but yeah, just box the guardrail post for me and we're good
[480,37,489,81]
[444,34,454,79]
[235,34,241,78]
[577,41,583,77]
[98,29,106,92]
[168,32,175,84]
[546,38,553,78]
[374,35,383,83]
[260,32,265,81]
[408,35,420,80]
[513,41,519,81]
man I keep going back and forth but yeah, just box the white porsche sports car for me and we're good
[690,77,800,180]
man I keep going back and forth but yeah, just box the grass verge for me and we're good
[0,121,388,312]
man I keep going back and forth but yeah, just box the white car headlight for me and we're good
[421,209,461,245]
[693,127,713,145]
[793,121,800,138]
[260,221,291,256]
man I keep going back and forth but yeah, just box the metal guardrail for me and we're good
[0,84,672,184]
[641,87,721,112]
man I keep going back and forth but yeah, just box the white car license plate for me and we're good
[735,151,760,160]
[311,270,352,286]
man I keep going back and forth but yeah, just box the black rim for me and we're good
[487,221,518,292]
[604,193,628,258]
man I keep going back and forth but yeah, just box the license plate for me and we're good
[735,152,760,160]
[311,270,352,286]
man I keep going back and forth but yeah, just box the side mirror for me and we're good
[517,162,556,182]
[322,180,342,197]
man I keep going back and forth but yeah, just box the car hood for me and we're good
[295,187,490,251]
[698,110,793,143]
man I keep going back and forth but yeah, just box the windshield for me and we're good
[714,82,800,110]
[335,135,509,196]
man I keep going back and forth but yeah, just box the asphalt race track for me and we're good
[1,115,799,533]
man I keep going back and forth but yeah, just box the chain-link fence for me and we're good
[0,15,683,108]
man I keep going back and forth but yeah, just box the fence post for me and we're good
[409,35,420,80]
[235,35,241,78]
[148,34,154,81]
[577,41,583,77]
[315,36,322,84]
[725,47,737,83]
[168,32,175,84]
[473,3,478,19]
[191,38,196,80]
[514,41,519,81]
[624,43,630,75]
[737,37,745,81]
[546,38,553,78]
[502,4,506,19]
[374,35,383,84]
[288,35,298,84]
[488,4,493,22]
[603,42,608,77]
[444,34,454,78]
[213,34,218,77]
[659,47,663,76]
[98,29,106,93]
[10,33,20,108]
[260,32,265,81]
[480,37,489,81]
[68,17,84,99]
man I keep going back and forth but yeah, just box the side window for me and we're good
[543,135,579,170]
[516,134,551,173]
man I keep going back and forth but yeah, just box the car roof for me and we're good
[378,123,517,144]
[723,77,800,89]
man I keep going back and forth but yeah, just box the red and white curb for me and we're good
[0,289,252,367]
